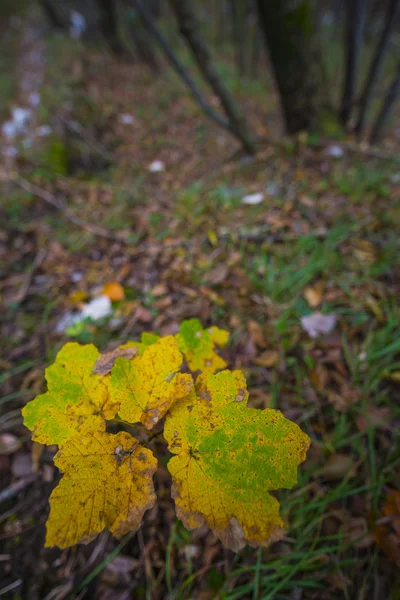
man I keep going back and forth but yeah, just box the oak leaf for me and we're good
[110,336,193,429]
[176,318,229,374]
[22,343,118,446]
[165,370,310,551]
[45,431,157,548]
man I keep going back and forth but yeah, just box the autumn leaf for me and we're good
[110,336,193,429]
[176,318,229,374]
[93,346,138,375]
[22,343,118,446]
[103,282,125,301]
[165,370,310,551]
[46,431,157,548]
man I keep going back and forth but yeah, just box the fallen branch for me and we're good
[13,175,126,241]
[59,116,116,163]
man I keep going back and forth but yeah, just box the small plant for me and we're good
[23,318,310,551]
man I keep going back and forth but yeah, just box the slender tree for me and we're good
[96,0,125,55]
[168,0,256,154]
[39,0,67,30]
[257,0,327,134]
[355,0,400,136]
[340,0,369,126]
[230,0,245,77]
[135,0,232,134]
[370,59,400,144]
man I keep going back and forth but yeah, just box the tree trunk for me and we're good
[169,0,256,154]
[355,0,399,136]
[340,0,368,126]
[369,60,400,144]
[39,0,66,30]
[257,0,326,134]
[230,0,245,77]
[96,0,125,55]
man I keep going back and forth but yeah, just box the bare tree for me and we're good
[355,0,400,136]
[135,0,232,133]
[39,0,67,30]
[257,0,327,134]
[230,0,245,77]
[370,59,400,144]
[168,0,256,154]
[340,0,369,126]
[96,0,125,55]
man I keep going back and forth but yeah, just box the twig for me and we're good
[0,474,39,505]
[15,247,47,304]
[0,580,22,597]
[13,174,126,241]
[59,116,116,163]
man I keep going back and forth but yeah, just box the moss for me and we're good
[39,137,68,176]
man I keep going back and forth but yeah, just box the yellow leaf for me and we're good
[165,370,310,551]
[110,336,193,429]
[22,344,118,446]
[208,230,218,247]
[46,431,157,548]
[103,282,125,301]
[69,290,89,303]
[176,318,229,374]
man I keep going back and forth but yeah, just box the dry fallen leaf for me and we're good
[352,239,377,265]
[315,453,354,480]
[254,350,279,368]
[0,433,21,455]
[248,320,267,348]
[375,488,400,567]
[303,281,324,308]
[93,347,138,375]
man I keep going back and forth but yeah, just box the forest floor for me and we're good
[1,12,400,600]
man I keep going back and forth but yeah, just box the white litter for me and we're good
[29,92,41,107]
[242,192,264,205]
[36,125,52,137]
[12,107,32,130]
[2,146,18,157]
[119,114,135,125]
[2,107,32,138]
[56,295,112,333]
[327,145,344,159]
[301,312,337,338]
[71,272,83,282]
[2,121,17,138]
[70,11,86,40]
[149,160,165,173]
[81,295,112,320]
